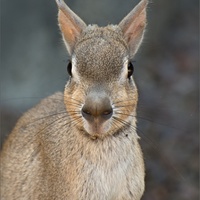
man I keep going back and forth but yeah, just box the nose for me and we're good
[81,91,113,122]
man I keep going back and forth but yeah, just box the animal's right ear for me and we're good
[56,0,87,55]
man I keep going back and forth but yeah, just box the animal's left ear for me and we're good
[119,0,148,58]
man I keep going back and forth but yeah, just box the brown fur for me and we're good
[1,0,148,199]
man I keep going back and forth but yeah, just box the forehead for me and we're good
[73,26,128,81]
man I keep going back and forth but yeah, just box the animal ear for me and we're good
[56,0,87,55]
[119,0,148,58]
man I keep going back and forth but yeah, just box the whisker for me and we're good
[114,111,183,132]
[65,96,83,105]
[114,111,136,118]
[137,126,186,181]
[35,115,71,136]
[64,100,83,107]
[112,116,131,129]
[112,118,130,137]
[22,110,69,128]
[112,116,185,181]
[114,104,136,109]
[22,108,81,131]
[113,98,135,105]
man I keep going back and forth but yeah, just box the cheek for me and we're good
[112,84,138,121]
[64,83,85,122]
[112,83,137,103]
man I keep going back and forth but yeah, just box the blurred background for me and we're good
[0,0,199,199]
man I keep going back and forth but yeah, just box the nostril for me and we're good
[82,107,91,116]
[103,109,112,116]
[81,93,113,121]
[82,105,113,121]
[102,108,113,120]
[83,110,91,115]
[81,108,93,121]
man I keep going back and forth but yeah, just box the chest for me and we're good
[62,140,134,199]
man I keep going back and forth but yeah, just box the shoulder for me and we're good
[13,92,66,131]
[37,92,65,112]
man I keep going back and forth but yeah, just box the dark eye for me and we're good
[128,62,134,78]
[67,61,72,77]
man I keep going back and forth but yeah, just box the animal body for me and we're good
[1,0,148,199]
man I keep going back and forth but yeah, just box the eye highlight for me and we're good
[67,61,72,77]
[127,62,134,78]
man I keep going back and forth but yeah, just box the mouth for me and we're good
[82,119,112,139]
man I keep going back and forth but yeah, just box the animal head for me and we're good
[56,0,148,139]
